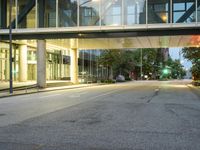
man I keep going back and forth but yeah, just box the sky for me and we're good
[169,48,192,70]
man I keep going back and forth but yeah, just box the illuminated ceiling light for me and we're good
[161,15,167,22]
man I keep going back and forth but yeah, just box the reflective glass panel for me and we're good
[148,0,170,24]
[101,0,122,26]
[79,0,100,26]
[124,0,146,25]
[38,0,56,27]
[0,1,7,28]
[198,0,200,22]
[172,0,196,23]
[58,0,78,27]
[6,0,17,28]
[18,0,36,28]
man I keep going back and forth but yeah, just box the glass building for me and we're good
[0,0,199,87]
[0,0,199,29]
[0,41,106,84]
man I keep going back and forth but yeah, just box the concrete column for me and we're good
[70,48,78,84]
[37,40,46,88]
[19,44,27,82]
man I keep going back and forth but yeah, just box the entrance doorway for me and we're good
[28,64,36,80]
[0,49,9,81]
[47,52,61,80]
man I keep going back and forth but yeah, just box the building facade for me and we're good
[0,0,199,87]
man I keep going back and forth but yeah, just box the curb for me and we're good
[187,84,200,98]
[0,83,106,99]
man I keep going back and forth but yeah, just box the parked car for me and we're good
[116,75,125,82]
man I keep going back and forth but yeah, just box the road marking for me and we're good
[88,90,118,100]
[39,94,62,99]
[68,91,88,98]
[69,95,80,98]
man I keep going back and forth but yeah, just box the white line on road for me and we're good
[88,90,118,100]
[39,94,63,99]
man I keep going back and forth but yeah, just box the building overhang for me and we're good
[0,24,200,49]
[0,24,200,40]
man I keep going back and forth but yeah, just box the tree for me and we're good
[98,49,158,80]
[98,50,136,79]
[165,58,186,79]
[182,48,200,80]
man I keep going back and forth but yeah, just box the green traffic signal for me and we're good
[162,68,169,74]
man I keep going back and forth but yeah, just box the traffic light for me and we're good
[162,68,169,74]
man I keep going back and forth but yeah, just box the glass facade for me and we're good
[101,0,122,26]
[36,0,56,27]
[79,50,107,83]
[0,43,19,81]
[0,41,106,83]
[18,0,36,28]
[7,0,17,28]
[172,0,196,23]
[148,0,170,24]
[58,0,78,27]
[0,48,9,81]
[0,0,199,29]
[79,0,100,26]
[198,0,200,22]
[124,0,146,25]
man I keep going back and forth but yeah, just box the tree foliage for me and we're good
[166,58,186,79]
[98,49,158,79]
[182,48,200,80]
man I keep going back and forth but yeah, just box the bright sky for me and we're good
[169,48,192,70]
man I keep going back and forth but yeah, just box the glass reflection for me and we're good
[18,0,36,28]
[0,1,6,29]
[6,0,16,28]
[58,0,78,27]
[101,0,122,26]
[37,0,56,27]
[44,0,56,27]
[172,0,196,23]
[124,0,146,25]
[79,0,100,26]
[197,0,200,22]
[148,0,170,24]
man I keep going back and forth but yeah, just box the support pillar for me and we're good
[37,40,46,88]
[70,48,78,84]
[19,43,27,82]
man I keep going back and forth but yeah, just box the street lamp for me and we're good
[140,49,143,80]
[9,0,13,94]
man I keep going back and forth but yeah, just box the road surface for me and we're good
[0,80,199,150]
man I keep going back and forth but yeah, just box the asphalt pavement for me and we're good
[0,80,199,150]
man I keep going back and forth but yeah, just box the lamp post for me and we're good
[140,49,143,80]
[9,0,13,94]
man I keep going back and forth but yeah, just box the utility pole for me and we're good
[9,0,13,94]
[179,49,182,79]
[140,49,143,80]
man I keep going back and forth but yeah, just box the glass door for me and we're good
[47,52,61,80]
[0,49,9,81]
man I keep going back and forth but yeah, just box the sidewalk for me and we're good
[0,82,102,98]
[187,84,200,98]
